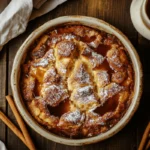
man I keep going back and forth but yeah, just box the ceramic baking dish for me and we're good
[11,16,143,146]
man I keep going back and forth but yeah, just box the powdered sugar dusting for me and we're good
[44,49,55,61]
[43,67,60,83]
[75,64,91,84]
[48,67,56,76]
[107,48,123,69]
[77,86,93,94]
[81,45,93,56]
[99,83,124,103]
[110,50,122,68]
[33,58,49,67]
[51,33,77,45]
[57,41,75,57]
[88,34,102,48]
[87,112,104,125]
[58,62,67,74]
[90,52,105,68]
[88,41,99,48]
[51,37,59,44]
[33,49,55,67]
[63,33,77,40]
[74,86,97,104]
[96,70,110,87]
[64,110,83,124]
[42,84,69,107]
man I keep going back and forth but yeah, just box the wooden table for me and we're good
[0,0,150,149]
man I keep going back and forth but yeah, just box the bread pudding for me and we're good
[20,25,134,138]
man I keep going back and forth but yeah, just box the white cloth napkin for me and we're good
[0,0,67,51]
[0,0,66,148]
[33,0,48,9]
[0,141,7,150]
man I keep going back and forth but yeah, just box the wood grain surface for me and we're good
[0,0,150,149]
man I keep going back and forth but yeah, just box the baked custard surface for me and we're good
[21,25,134,138]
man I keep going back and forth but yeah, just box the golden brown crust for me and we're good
[20,25,134,138]
[21,76,35,101]
[27,98,59,129]
[58,110,85,137]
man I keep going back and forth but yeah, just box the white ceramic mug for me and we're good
[130,0,150,40]
[141,0,150,28]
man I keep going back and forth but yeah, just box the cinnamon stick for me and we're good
[146,140,150,150]
[0,111,29,148]
[6,95,36,150]
[138,122,150,150]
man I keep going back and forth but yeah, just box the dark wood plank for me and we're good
[136,34,150,148]
[138,35,150,74]
[7,38,28,150]
[0,47,7,143]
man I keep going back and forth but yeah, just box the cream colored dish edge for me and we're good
[11,16,143,146]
